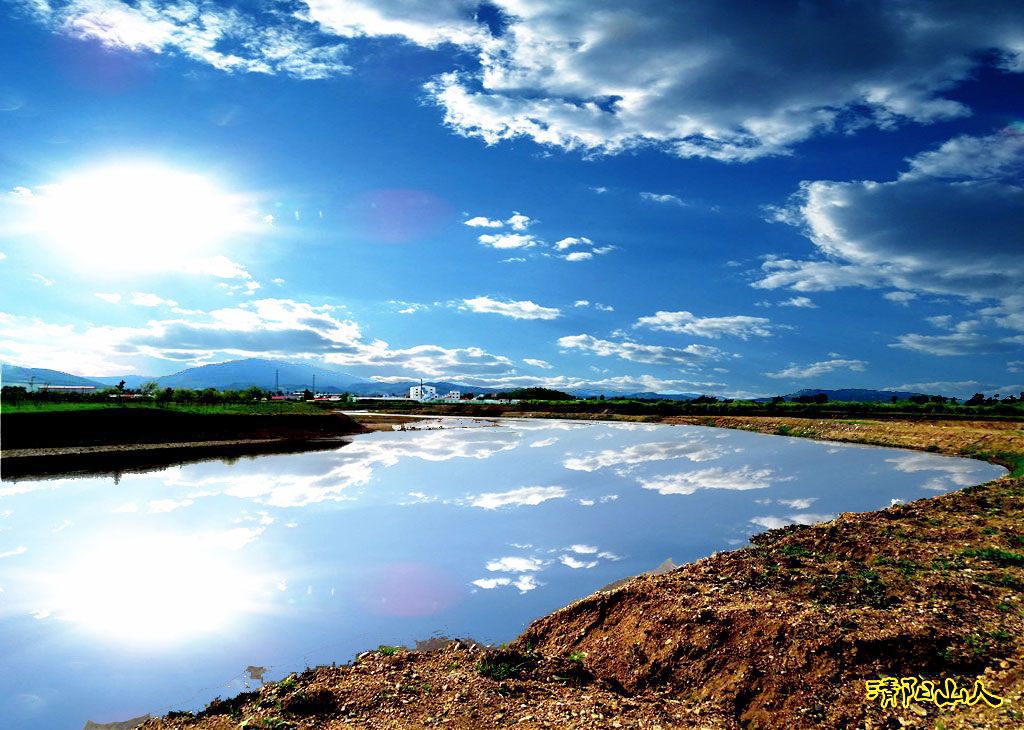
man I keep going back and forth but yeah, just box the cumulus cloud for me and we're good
[889,319,1021,357]
[564,439,728,471]
[463,296,561,320]
[471,486,568,509]
[472,577,511,589]
[778,296,818,309]
[28,0,350,79]
[477,232,540,249]
[640,192,686,207]
[523,358,553,369]
[423,1,1024,161]
[757,130,1024,311]
[21,2,1024,164]
[485,556,546,572]
[634,310,774,339]
[130,292,178,307]
[638,466,775,496]
[454,372,725,394]
[558,334,725,365]
[883,291,917,306]
[750,513,835,530]
[0,298,519,379]
[464,216,504,228]
[464,211,534,229]
[765,359,867,379]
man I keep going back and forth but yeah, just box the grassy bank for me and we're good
[2,400,325,415]
[138,414,1023,729]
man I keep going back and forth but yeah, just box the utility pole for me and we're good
[274,368,279,394]
[312,372,316,394]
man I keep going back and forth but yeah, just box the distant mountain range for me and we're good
[751,388,930,403]
[2,360,937,401]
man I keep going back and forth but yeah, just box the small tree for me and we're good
[140,381,159,398]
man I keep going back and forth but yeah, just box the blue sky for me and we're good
[1,0,1022,398]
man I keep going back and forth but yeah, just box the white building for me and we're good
[443,390,461,400]
[409,384,437,401]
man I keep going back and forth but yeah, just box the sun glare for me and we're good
[52,531,265,644]
[34,162,250,271]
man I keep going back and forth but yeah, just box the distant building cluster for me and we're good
[409,385,461,402]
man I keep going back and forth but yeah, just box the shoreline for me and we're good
[18,413,1024,728]
[0,407,370,480]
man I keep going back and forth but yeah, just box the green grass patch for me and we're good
[376,645,403,656]
[2,401,325,415]
[961,547,1024,566]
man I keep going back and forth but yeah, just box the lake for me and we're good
[0,418,1006,729]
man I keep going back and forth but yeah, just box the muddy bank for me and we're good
[133,416,1023,729]
[1,408,367,480]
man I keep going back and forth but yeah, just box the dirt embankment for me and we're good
[1,408,368,480]
[137,416,1024,729]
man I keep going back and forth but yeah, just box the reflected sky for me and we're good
[0,419,1005,729]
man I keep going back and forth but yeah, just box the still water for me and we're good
[0,418,1005,728]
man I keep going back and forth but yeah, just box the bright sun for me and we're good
[34,162,250,271]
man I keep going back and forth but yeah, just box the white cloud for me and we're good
[506,212,532,230]
[757,131,1024,307]
[555,237,591,251]
[1009,361,1024,374]
[640,192,686,207]
[464,211,534,230]
[570,544,597,553]
[472,486,568,509]
[485,556,546,572]
[776,498,816,510]
[147,498,194,513]
[778,296,818,309]
[523,358,553,369]
[564,439,727,471]
[32,273,54,286]
[558,334,725,365]
[463,296,561,320]
[464,216,505,228]
[513,575,541,593]
[634,310,774,339]
[883,291,917,306]
[422,2,1024,161]
[638,466,775,496]
[23,1,1024,164]
[0,546,27,559]
[472,577,511,589]
[453,371,725,394]
[0,298,520,379]
[565,251,592,262]
[94,293,121,304]
[765,359,867,379]
[574,300,590,307]
[477,232,540,249]
[130,292,179,307]
[750,512,835,530]
[34,0,351,79]
[529,437,559,448]
[889,318,1020,356]
[113,502,138,513]
[559,555,598,569]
